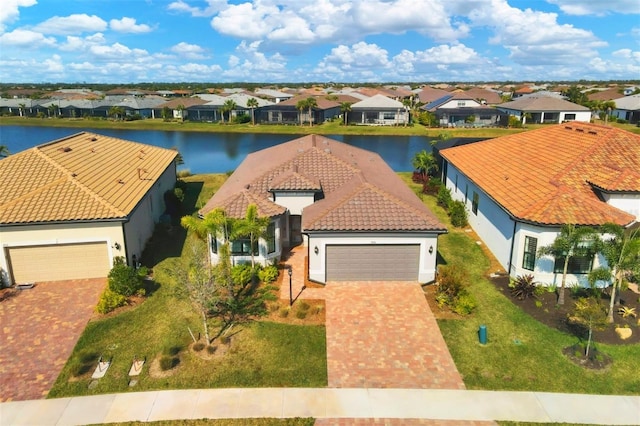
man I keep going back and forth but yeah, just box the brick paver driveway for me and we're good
[322,281,465,389]
[0,279,105,401]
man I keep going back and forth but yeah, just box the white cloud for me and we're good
[110,17,152,34]
[43,54,64,73]
[221,40,287,80]
[211,2,279,39]
[167,0,228,17]
[59,33,106,51]
[170,42,207,59]
[0,0,37,33]
[546,0,640,16]
[89,42,149,60]
[33,14,108,35]
[0,29,56,48]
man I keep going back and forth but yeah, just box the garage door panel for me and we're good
[7,242,110,283]
[326,244,419,281]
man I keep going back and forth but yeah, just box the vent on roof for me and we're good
[59,147,72,153]
[71,173,78,178]
[90,137,97,141]
[564,126,573,130]
[245,184,250,189]
[117,179,125,184]
[576,128,584,133]
[324,148,331,154]
[588,130,598,135]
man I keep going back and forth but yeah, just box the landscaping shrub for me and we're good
[437,185,452,209]
[510,274,538,300]
[232,114,251,124]
[206,345,217,354]
[435,265,476,315]
[508,116,523,128]
[192,342,205,352]
[295,310,308,319]
[176,169,192,178]
[449,200,468,227]
[173,187,184,203]
[95,288,127,314]
[298,301,310,311]
[452,292,477,315]
[279,307,290,318]
[108,259,144,297]
[258,264,279,284]
[231,264,253,286]
[159,356,179,371]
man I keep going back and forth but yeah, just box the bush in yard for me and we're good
[449,200,468,227]
[510,274,538,300]
[452,292,477,315]
[108,258,144,297]
[258,264,279,284]
[231,264,253,286]
[159,356,179,371]
[435,265,476,315]
[173,187,184,203]
[437,185,453,209]
[95,288,127,314]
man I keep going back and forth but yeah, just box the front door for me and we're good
[289,215,302,246]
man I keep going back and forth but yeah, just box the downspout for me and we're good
[507,220,517,276]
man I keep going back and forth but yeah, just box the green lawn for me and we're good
[420,187,640,395]
[48,173,327,399]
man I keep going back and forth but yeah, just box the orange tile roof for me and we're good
[201,135,445,233]
[440,123,638,226]
[0,132,177,225]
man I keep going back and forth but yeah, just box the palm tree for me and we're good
[411,150,437,182]
[181,208,232,268]
[47,104,56,118]
[0,145,10,158]
[296,99,307,126]
[221,99,236,124]
[231,204,270,269]
[246,98,259,126]
[537,224,600,305]
[595,223,640,322]
[305,97,317,126]
[176,104,186,122]
[340,102,352,126]
[601,101,616,123]
[108,106,124,121]
[402,98,412,127]
[18,103,26,117]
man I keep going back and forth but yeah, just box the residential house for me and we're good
[349,94,409,126]
[496,97,591,124]
[0,132,177,286]
[611,94,640,124]
[257,95,340,125]
[158,97,208,120]
[422,93,507,127]
[199,135,446,283]
[440,123,639,287]
[254,88,294,103]
[415,87,451,104]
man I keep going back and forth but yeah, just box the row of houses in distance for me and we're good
[1,83,639,126]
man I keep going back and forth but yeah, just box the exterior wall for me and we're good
[349,109,409,125]
[559,111,591,122]
[512,223,608,287]
[602,193,640,220]
[438,99,481,109]
[307,232,439,284]
[0,222,124,286]
[445,165,514,271]
[273,191,315,215]
[123,163,177,264]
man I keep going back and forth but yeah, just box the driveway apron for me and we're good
[322,281,465,389]
[0,279,105,402]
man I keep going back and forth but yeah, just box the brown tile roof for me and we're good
[0,132,177,225]
[277,95,340,109]
[587,88,625,102]
[201,135,445,233]
[440,123,639,226]
[461,88,503,104]
[498,96,590,111]
[416,87,451,103]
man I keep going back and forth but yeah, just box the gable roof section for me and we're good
[614,94,640,111]
[0,132,177,225]
[498,96,589,112]
[201,135,445,233]
[351,94,403,109]
[440,123,639,226]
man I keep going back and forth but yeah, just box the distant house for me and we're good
[440,123,639,287]
[200,135,446,283]
[0,132,177,286]
[257,95,340,125]
[496,97,591,124]
[349,94,409,126]
[422,93,507,127]
[611,94,640,124]
[254,88,293,103]
[415,87,450,104]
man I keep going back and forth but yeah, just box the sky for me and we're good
[0,0,639,84]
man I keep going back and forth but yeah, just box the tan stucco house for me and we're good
[0,132,177,286]
[200,134,446,284]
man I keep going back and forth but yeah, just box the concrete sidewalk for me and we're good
[1,388,638,425]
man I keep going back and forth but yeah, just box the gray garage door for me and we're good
[6,242,110,284]
[326,244,420,281]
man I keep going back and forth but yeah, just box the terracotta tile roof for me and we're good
[201,135,445,233]
[587,88,624,102]
[498,96,590,111]
[0,132,177,225]
[440,123,639,226]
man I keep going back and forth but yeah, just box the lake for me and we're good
[0,125,434,174]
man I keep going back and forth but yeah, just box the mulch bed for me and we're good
[490,275,640,345]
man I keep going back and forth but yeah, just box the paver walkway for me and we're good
[281,246,464,390]
[0,279,105,402]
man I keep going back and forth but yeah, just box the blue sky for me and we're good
[0,0,638,83]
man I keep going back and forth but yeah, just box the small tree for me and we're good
[0,145,10,158]
[176,104,186,122]
[411,150,437,183]
[340,102,352,125]
[107,257,144,297]
[246,98,259,125]
[161,106,171,121]
[181,241,218,343]
[569,297,608,358]
[231,204,270,269]
[221,99,236,124]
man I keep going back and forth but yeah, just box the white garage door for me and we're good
[7,242,110,284]
[326,244,420,281]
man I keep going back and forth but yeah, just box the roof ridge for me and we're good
[364,182,437,221]
[34,146,128,218]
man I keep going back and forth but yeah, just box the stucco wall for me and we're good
[0,221,124,286]
[307,232,439,284]
[273,192,315,215]
[602,193,640,220]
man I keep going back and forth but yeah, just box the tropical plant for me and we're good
[296,97,317,126]
[340,102,352,125]
[231,204,270,269]
[18,103,26,117]
[617,306,637,318]
[537,224,600,305]
[107,257,144,297]
[437,185,453,209]
[176,104,186,122]
[0,145,9,158]
[449,200,468,228]
[597,223,640,322]
[246,97,259,125]
[510,274,538,300]
[108,106,125,121]
[568,297,608,358]
[411,149,437,183]
[221,99,236,124]
[161,106,171,121]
